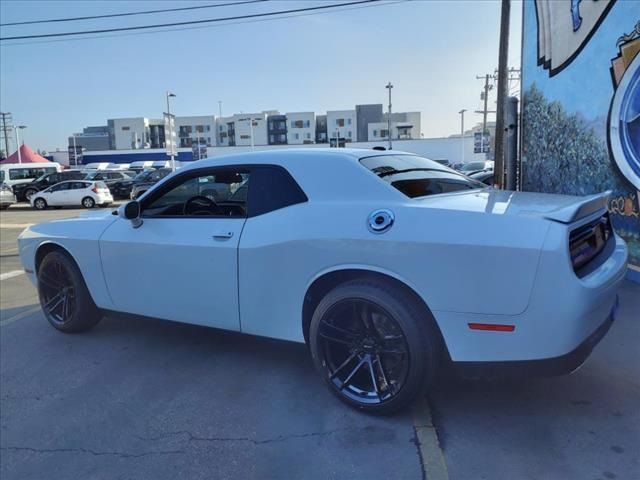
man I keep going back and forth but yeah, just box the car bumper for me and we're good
[435,234,628,364]
[453,295,619,378]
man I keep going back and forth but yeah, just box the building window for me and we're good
[381,129,389,138]
[219,125,224,132]
[121,126,130,131]
[205,125,211,132]
[347,118,352,125]
[336,119,345,127]
[304,120,310,128]
[347,131,352,138]
[292,120,304,128]
[373,130,378,137]
[240,134,250,139]
[196,125,204,133]
[306,133,311,139]
[294,133,299,140]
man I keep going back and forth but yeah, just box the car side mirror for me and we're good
[120,200,143,228]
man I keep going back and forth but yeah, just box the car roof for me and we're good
[181,148,417,170]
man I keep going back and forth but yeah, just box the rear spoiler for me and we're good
[544,191,611,224]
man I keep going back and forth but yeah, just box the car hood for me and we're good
[416,188,610,223]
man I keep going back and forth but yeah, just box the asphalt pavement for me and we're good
[0,205,638,480]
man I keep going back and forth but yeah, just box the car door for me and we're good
[44,181,71,205]
[67,182,89,206]
[99,166,249,331]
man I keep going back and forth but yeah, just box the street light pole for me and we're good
[458,109,467,164]
[15,125,26,164]
[166,91,177,171]
[385,82,393,150]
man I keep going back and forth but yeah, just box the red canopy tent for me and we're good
[0,144,50,164]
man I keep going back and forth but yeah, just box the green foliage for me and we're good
[521,84,625,195]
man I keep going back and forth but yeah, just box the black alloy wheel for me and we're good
[37,250,101,333]
[310,280,440,414]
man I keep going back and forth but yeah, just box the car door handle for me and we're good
[212,231,234,239]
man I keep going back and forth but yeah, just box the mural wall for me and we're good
[521,0,640,280]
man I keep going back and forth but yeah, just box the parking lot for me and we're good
[1,205,638,480]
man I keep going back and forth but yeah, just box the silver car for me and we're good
[0,183,16,210]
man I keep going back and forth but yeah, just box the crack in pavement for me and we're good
[0,446,185,458]
[135,427,348,445]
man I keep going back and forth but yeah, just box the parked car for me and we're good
[129,168,172,199]
[469,169,494,186]
[13,170,86,202]
[18,149,627,414]
[0,182,16,209]
[30,180,113,210]
[458,160,495,175]
[0,162,62,189]
[84,170,133,190]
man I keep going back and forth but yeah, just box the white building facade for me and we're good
[286,112,316,144]
[327,110,357,142]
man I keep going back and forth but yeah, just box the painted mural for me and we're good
[522,0,640,279]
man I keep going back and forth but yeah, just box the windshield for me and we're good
[360,155,486,198]
[460,162,487,171]
[84,171,98,180]
[133,170,152,181]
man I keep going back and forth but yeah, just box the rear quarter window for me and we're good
[360,154,486,199]
[247,166,307,217]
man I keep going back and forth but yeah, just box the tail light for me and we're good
[92,185,99,194]
[569,213,612,276]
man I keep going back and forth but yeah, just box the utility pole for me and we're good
[494,0,511,189]
[166,91,177,171]
[15,125,26,164]
[0,112,12,157]
[475,74,493,137]
[218,100,222,119]
[458,109,467,164]
[385,82,393,150]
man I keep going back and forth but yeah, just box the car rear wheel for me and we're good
[82,196,95,208]
[33,198,47,210]
[309,280,440,415]
[24,188,37,201]
[37,250,102,333]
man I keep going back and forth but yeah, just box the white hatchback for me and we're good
[31,180,113,210]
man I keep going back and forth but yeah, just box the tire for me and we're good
[82,196,95,208]
[24,189,38,201]
[0,205,9,210]
[37,250,102,333]
[33,198,47,210]
[309,280,440,415]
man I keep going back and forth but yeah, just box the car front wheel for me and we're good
[24,188,37,201]
[33,198,47,210]
[309,280,440,415]
[37,250,102,333]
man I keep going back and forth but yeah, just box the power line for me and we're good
[0,0,268,27]
[0,0,380,41]
[1,0,406,47]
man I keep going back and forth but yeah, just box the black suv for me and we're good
[84,170,134,189]
[111,168,172,200]
[13,170,86,201]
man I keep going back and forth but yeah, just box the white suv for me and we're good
[31,181,113,210]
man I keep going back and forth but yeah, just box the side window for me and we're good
[69,182,88,190]
[46,173,59,184]
[247,166,307,217]
[50,182,70,192]
[143,169,249,218]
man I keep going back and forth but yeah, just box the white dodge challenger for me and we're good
[18,149,628,414]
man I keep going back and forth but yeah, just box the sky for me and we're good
[0,0,522,152]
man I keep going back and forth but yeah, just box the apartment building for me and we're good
[175,116,216,148]
[326,110,357,142]
[218,112,270,147]
[286,112,315,144]
[368,112,422,141]
[267,114,287,145]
